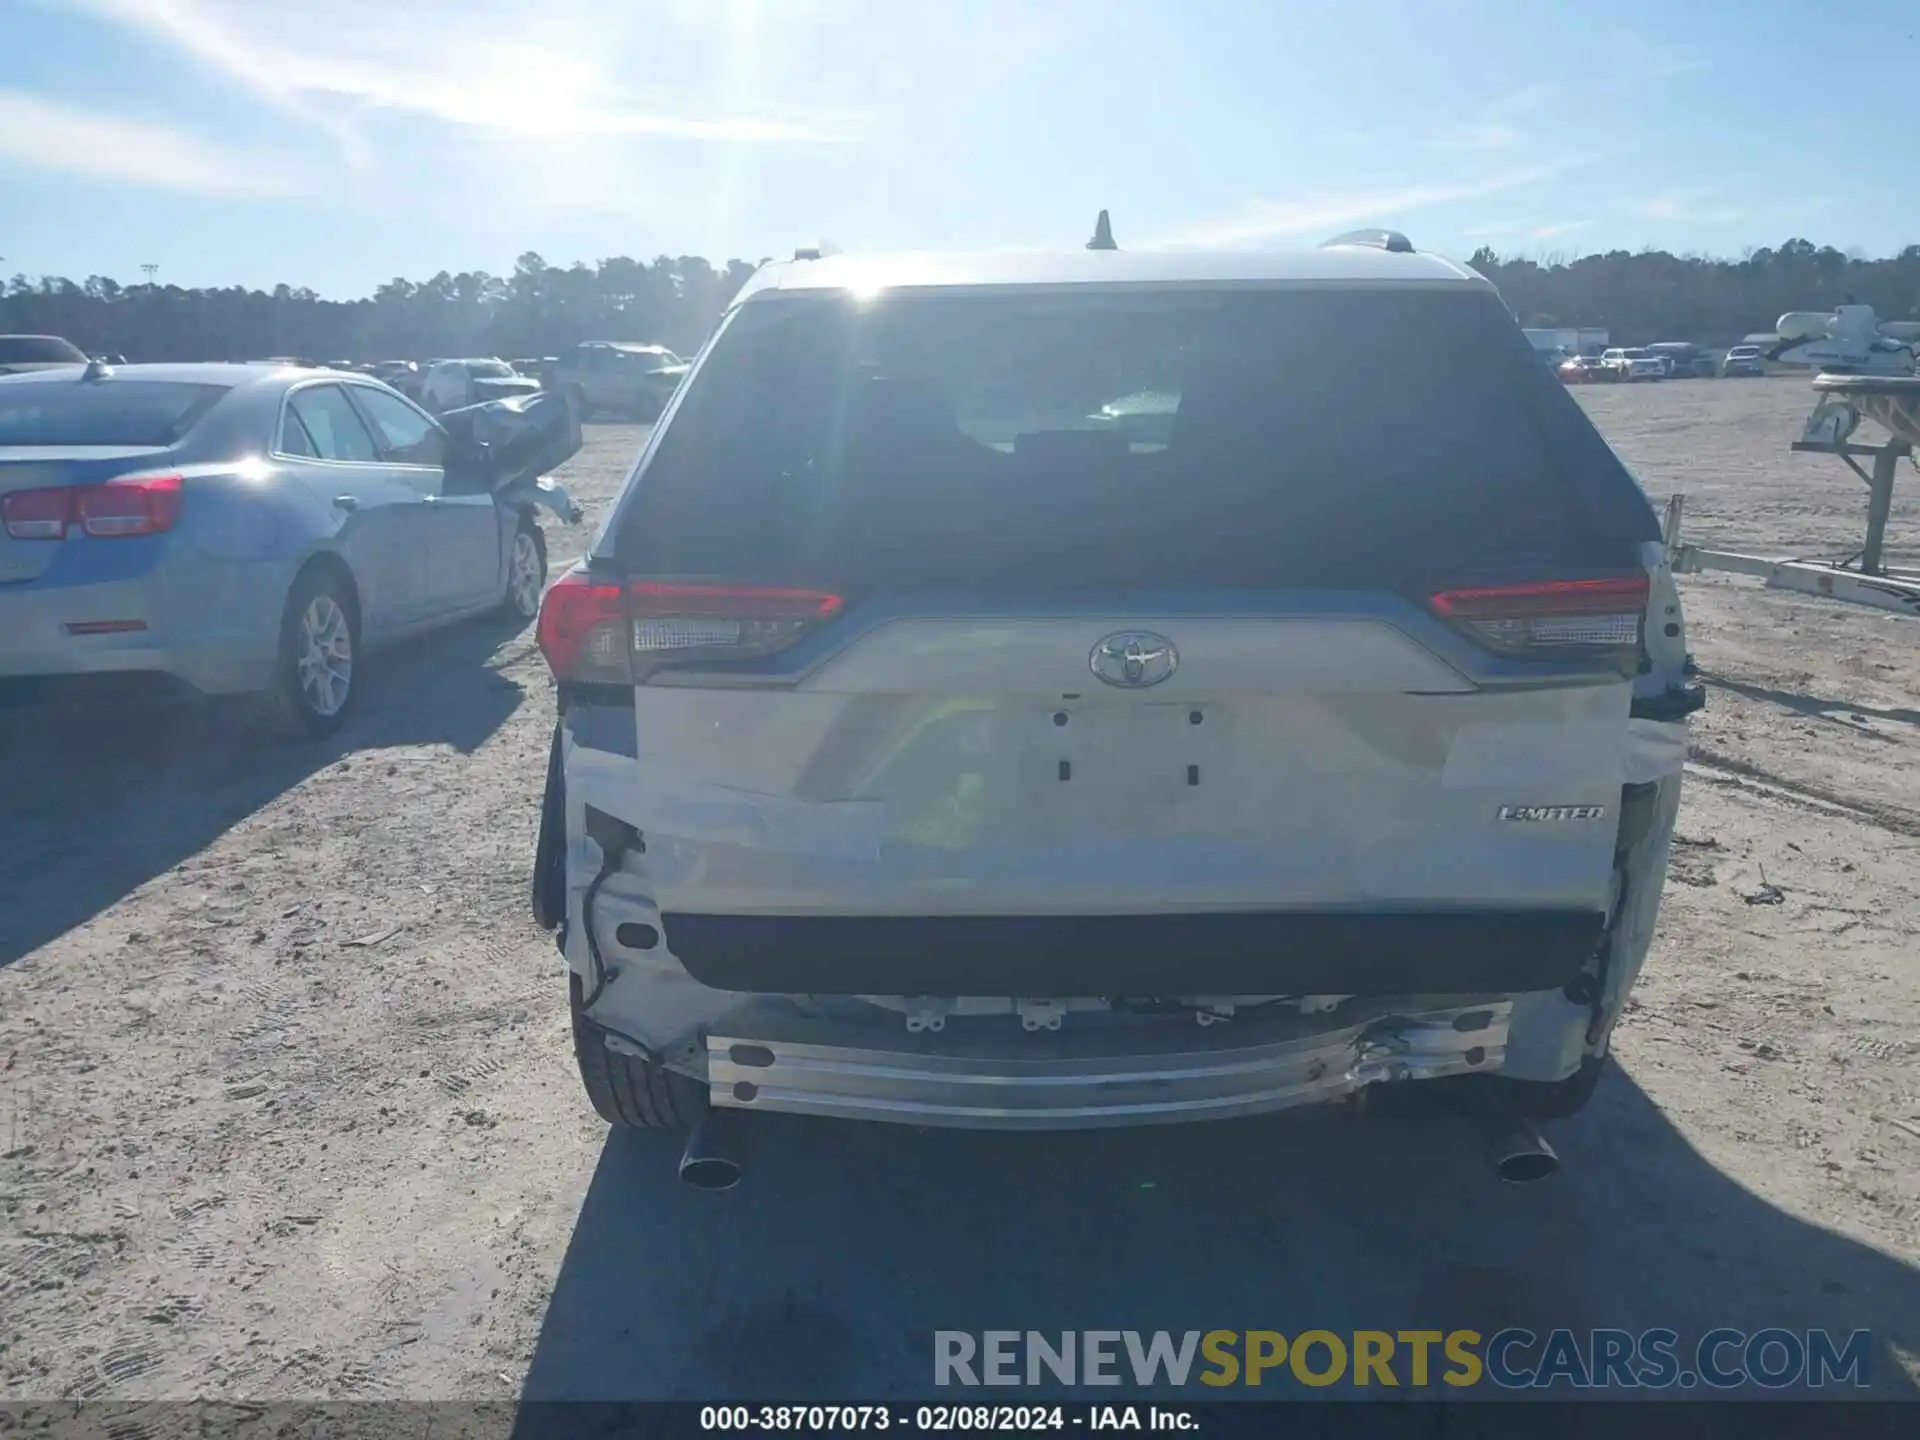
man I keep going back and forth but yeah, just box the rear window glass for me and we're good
[0,336,88,365]
[619,288,1657,592]
[0,381,228,446]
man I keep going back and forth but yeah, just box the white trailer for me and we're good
[1523,326,1610,357]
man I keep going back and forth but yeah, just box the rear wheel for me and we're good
[247,567,359,738]
[501,513,547,621]
[569,974,701,1132]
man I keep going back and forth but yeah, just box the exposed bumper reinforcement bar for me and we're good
[706,999,1510,1130]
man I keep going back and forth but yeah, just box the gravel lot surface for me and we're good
[2,377,1916,1402]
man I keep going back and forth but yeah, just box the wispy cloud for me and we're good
[1462,218,1592,246]
[1142,163,1578,250]
[1628,188,1742,224]
[59,0,857,148]
[1432,123,1526,154]
[1429,86,1551,154]
[0,88,303,196]
[1611,28,1711,80]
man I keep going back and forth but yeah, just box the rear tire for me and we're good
[246,566,359,739]
[500,513,547,621]
[570,975,702,1132]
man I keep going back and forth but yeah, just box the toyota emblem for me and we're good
[1089,631,1177,688]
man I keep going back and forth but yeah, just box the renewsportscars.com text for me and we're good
[933,1329,1872,1390]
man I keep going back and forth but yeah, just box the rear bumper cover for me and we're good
[0,560,284,695]
[705,997,1510,1129]
[662,909,1603,998]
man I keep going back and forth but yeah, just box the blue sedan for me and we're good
[0,362,581,736]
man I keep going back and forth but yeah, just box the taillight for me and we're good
[1,473,183,540]
[535,574,846,685]
[536,571,632,685]
[2,486,73,539]
[1429,575,1649,654]
[76,473,183,537]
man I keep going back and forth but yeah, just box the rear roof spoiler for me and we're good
[1320,228,1414,254]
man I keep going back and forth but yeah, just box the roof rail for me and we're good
[1320,228,1414,254]
[792,241,841,261]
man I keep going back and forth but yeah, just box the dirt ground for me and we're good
[1,376,1917,1403]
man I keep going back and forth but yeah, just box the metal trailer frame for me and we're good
[1662,421,1920,619]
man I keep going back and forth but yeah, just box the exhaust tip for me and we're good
[678,1107,746,1192]
[1461,1095,1561,1185]
[1494,1147,1560,1185]
[679,1155,742,1192]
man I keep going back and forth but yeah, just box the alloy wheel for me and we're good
[297,594,353,717]
[509,531,544,617]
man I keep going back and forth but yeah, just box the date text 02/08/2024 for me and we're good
[699,1406,1186,1432]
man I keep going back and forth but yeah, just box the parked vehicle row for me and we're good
[1555,342,1772,384]
[4,340,699,424]
[545,341,690,421]
[1599,347,1670,382]
[1644,342,1719,378]
[1,359,581,736]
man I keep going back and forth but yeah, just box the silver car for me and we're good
[1,362,579,735]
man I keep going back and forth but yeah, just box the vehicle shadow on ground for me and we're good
[519,1067,1919,1404]
[0,614,532,969]
[1702,672,1920,732]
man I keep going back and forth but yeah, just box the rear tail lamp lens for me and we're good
[2,473,183,540]
[1430,575,1650,656]
[76,473,183,537]
[2,487,74,539]
[536,575,845,685]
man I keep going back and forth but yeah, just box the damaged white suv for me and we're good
[531,230,1703,1184]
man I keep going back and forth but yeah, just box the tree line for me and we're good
[1470,239,1920,345]
[0,252,763,364]
[3,239,1918,362]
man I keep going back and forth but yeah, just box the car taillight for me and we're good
[536,571,632,685]
[76,472,183,537]
[1,473,183,540]
[628,581,843,677]
[2,486,74,539]
[1429,575,1649,654]
[536,574,846,685]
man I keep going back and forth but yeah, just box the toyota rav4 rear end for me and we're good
[532,240,1702,1142]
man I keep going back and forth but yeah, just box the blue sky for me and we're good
[1,0,1915,297]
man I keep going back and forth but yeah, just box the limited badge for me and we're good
[1498,805,1608,822]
